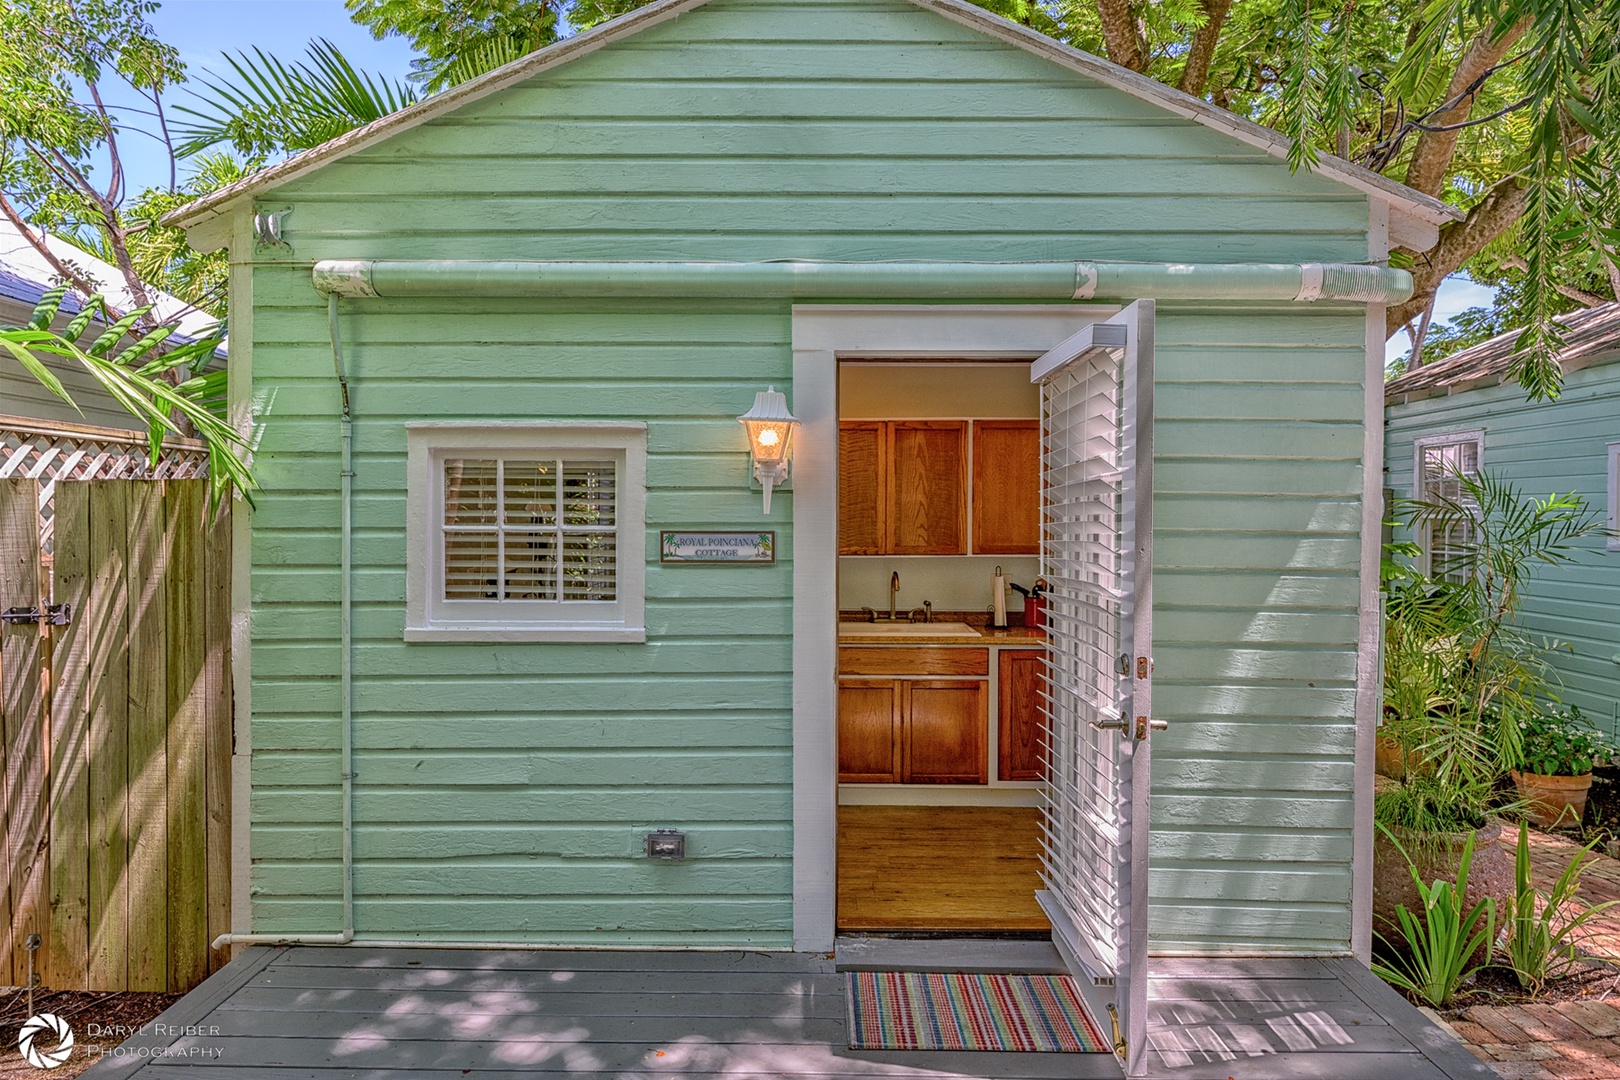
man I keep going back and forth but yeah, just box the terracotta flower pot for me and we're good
[1375,736,1408,780]
[1372,820,1512,964]
[1511,770,1593,829]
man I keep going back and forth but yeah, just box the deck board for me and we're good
[83,946,1494,1080]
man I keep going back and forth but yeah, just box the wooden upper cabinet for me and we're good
[973,420,1041,555]
[888,422,967,555]
[838,422,887,555]
[998,649,1048,782]
[839,421,966,555]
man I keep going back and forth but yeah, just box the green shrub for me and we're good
[1372,827,1496,1007]
[1504,821,1617,992]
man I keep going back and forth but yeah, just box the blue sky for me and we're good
[103,1,1491,351]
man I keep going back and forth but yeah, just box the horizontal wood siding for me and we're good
[1149,304,1367,953]
[246,0,1371,950]
[1386,361,1620,738]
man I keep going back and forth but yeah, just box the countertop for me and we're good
[836,624,1047,646]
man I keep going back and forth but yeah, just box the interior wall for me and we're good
[837,362,1042,611]
[838,362,1039,419]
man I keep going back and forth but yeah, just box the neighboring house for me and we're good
[1385,303,1620,735]
[0,216,221,430]
[163,0,1458,1044]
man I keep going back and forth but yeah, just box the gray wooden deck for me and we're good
[81,944,1492,1080]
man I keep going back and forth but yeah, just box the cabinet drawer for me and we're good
[839,647,989,677]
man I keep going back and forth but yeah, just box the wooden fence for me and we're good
[0,413,210,556]
[0,477,230,992]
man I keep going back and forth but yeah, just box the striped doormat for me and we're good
[845,971,1110,1053]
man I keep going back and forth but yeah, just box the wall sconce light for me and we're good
[738,386,798,513]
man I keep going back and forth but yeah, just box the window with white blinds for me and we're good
[442,458,618,603]
[406,424,647,642]
[1414,431,1482,582]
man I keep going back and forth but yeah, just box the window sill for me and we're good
[404,625,647,644]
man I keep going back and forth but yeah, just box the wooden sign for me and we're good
[660,531,775,564]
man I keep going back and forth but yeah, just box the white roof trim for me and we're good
[166,0,1462,238]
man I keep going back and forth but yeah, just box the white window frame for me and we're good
[1607,442,1620,552]
[1412,429,1483,579]
[405,422,647,642]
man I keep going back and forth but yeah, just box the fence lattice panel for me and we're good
[0,415,208,553]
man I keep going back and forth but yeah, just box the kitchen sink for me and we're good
[838,621,978,637]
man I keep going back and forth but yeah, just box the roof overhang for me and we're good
[164,0,1461,250]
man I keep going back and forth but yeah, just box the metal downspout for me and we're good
[210,295,356,952]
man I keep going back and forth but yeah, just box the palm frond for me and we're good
[173,38,419,157]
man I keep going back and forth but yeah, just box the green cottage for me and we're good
[1385,304,1620,733]
[165,0,1457,1047]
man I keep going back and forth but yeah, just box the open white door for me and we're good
[1031,301,1155,1075]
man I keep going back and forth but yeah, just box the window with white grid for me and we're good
[406,424,646,642]
[1414,431,1482,582]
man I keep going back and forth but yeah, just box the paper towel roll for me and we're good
[992,567,1007,628]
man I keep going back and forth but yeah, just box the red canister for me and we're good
[1023,595,1046,629]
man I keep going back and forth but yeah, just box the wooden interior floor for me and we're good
[837,805,1051,932]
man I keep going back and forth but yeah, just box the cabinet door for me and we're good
[972,420,1041,555]
[903,680,988,784]
[838,680,901,783]
[838,423,887,555]
[890,422,967,555]
[998,649,1048,781]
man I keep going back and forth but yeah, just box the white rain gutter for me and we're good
[210,295,357,952]
[309,259,1413,304]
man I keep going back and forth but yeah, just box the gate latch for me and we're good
[1,604,71,626]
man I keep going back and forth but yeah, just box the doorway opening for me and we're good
[833,358,1050,934]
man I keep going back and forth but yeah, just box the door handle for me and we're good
[1092,710,1128,732]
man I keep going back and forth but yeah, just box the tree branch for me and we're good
[1387,178,1528,334]
[1403,17,1531,197]
[1095,0,1148,74]
[1177,0,1233,97]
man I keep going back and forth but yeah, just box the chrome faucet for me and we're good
[890,571,900,621]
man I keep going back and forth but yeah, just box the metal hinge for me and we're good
[1,604,71,626]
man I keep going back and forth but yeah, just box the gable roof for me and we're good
[165,0,1461,244]
[1384,302,1620,405]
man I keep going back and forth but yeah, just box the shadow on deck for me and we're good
[80,945,1491,1080]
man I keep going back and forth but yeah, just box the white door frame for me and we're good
[789,303,1116,950]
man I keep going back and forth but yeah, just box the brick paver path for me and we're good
[1425,829,1620,1078]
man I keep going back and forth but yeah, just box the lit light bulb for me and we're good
[757,429,781,447]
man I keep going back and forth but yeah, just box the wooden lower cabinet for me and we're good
[838,677,987,784]
[998,649,1047,781]
[904,680,988,784]
[837,680,901,783]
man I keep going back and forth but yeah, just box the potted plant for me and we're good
[1373,472,1606,948]
[1512,705,1614,828]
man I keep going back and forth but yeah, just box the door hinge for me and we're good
[1,604,71,626]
